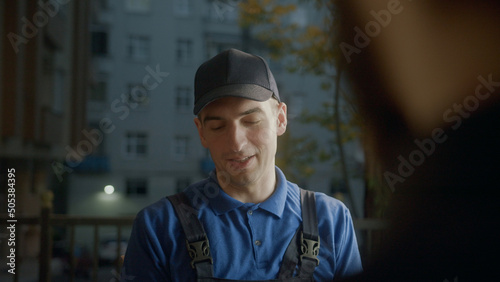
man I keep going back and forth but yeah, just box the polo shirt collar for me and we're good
[208,171,244,215]
[208,167,288,218]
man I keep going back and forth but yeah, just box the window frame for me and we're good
[126,178,148,196]
[128,35,151,62]
[123,132,149,159]
[172,135,190,161]
[176,39,193,65]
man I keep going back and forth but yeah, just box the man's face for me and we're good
[194,96,287,189]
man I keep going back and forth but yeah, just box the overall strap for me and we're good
[168,189,319,281]
[278,228,300,278]
[167,193,214,279]
[278,189,320,280]
[298,189,320,278]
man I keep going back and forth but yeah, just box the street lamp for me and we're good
[104,185,115,195]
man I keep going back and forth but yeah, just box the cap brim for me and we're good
[193,84,274,115]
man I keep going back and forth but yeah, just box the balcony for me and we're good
[73,155,111,173]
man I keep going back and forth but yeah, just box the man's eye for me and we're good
[210,126,223,131]
[245,120,260,125]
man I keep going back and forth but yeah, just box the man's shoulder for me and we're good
[284,180,347,209]
[135,196,174,224]
[285,181,351,218]
[308,190,353,222]
[313,191,347,209]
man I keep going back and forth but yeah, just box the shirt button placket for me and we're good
[248,210,261,248]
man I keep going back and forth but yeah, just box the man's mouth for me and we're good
[232,156,253,162]
[227,155,255,169]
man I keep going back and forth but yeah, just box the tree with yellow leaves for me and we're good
[239,0,373,218]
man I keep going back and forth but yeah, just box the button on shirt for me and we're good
[122,167,363,281]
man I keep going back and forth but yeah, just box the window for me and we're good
[176,39,192,64]
[176,177,191,193]
[90,81,107,102]
[125,0,151,13]
[175,86,191,112]
[173,136,189,160]
[173,0,190,16]
[128,35,150,61]
[126,178,148,196]
[124,132,148,158]
[126,83,149,107]
[91,31,108,56]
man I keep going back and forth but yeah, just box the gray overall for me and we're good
[167,189,320,281]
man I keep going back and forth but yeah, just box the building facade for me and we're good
[0,0,90,260]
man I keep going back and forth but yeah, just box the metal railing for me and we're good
[0,210,135,282]
[50,214,135,281]
[0,205,388,281]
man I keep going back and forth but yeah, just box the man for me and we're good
[122,48,362,281]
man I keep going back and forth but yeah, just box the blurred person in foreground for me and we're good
[336,0,500,281]
[122,48,362,281]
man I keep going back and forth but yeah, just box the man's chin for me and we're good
[227,172,255,188]
[216,168,250,186]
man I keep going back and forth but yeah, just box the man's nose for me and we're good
[227,124,247,152]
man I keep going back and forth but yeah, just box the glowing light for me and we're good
[104,185,115,195]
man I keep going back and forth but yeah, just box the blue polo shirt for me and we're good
[122,167,362,281]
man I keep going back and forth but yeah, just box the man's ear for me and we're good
[276,102,287,136]
[194,117,208,148]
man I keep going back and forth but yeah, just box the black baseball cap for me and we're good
[193,48,280,115]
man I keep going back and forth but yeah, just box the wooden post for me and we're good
[39,191,54,282]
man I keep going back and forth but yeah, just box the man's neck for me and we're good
[217,170,276,204]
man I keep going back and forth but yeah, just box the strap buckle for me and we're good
[300,232,320,266]
[186,237,213,269]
